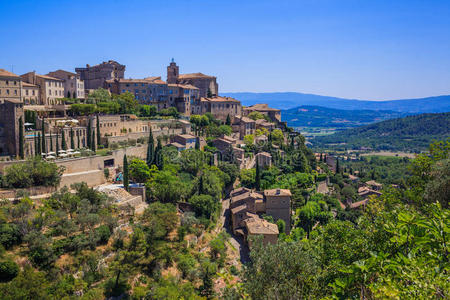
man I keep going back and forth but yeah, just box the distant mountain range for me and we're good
[281,105,409,128]
[311,112,450,152]
[221,92,450,113]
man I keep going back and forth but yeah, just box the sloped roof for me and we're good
[0,69,20,78]
[178,72,215,79]
[264,189,292,196]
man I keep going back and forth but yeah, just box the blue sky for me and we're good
[1,0,450,100]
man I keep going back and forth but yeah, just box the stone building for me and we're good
[47,70,85,99]
[167,83,199,116]
[167,60,218,98]
[230,187,291,241]
[243,103,281,123]
[256,151,272,168]
[264,189,292,233]
[106,77,169,109]
[21,82,40,104]
[76,60,125,90]
[232,115,255,139]
[0,69,22,104]
[21,72,64,105]
[192,96,242,121]
[0,99,24,157]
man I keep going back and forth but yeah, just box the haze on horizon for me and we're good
[1,0,450,101]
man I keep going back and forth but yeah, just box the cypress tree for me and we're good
[225,114,231,126]
[320,153,323,162]
[91,130,96,152]
[155,139,162,170]
[87,120,91,149]
[146,129,154,166]
[255,162,261,190]
[34,133,39,155]
[61,130,67,150]
[70,128,75,149]
[56,133,60,156]
[18,117,24,159]
[96,115,101,147]
[195,137,200,150]
[335,158,340,174]
[77,131,80,149]
[123,154,129,191]
[49,130,53,152]
[37,132,41,155]
[41,117,46,153]
[198,173,204,194]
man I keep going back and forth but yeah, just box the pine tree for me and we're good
[146,129,154,166]
[96,115,101,147]
[123,154,129,191]
[255,162,261,190]
[61,130,67,150]
[87,121,91,149]
[18,117,24,159]
[41,117,46,153]
[70,128,75,149]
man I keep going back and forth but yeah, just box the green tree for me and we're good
[41,117,46,153]
[61,130,67,150]
[0,259,19,282]
[55,133,59,155]
[18,117,24,159]
[255,162,261,190]
[90,130,96,152]
[129,158,151,183]
[37,132,41,155]
[123,154,129,191]
[49,130,53,152]
[146,128,155,166]
[70,127,75,149]
[155,139,163,170]
[225,114,231,125]
[86,121,91,149]
[96,114,101,147]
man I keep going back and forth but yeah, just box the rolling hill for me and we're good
[221,92,450,113]
[311,112,450,152]
[281,105,409,128]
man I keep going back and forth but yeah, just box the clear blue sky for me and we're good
[1,0,450,100]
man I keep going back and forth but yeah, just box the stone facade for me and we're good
[76,60,125,90]
[233,115,255,139]
[243,103,281,123]
[0,69,22,104]
[192,96,242,121]
[21,72,64,105]
[256,152,272,168]
[0,99,24,156]
[264,189,291,233]
[21,82,40,104]
[106,77,168,108]
[167,60,218,97]
[47,70,85,99]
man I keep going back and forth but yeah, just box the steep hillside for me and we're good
[311,112,450,151]
[222,92,450,113]
[282,105,409,128]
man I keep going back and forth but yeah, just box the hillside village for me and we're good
[0,60,448,299]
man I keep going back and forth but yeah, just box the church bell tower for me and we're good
[167,58,179,84]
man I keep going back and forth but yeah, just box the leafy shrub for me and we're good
[0,259,19,282]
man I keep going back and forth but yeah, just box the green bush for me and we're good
[0,259,19,282]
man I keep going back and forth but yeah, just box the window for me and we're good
[14,90,17,95]
[122,89,126,93]
[134,83,137,86]
[5,81,8,85]
[32,90,35,96]
[13,81,16,85]
[49,90,51,95]
[26,90,29,96]
[6,89,9,95]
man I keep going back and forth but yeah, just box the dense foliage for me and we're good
[2,157,65,188]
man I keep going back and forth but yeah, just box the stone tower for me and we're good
[167,59,179,84]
